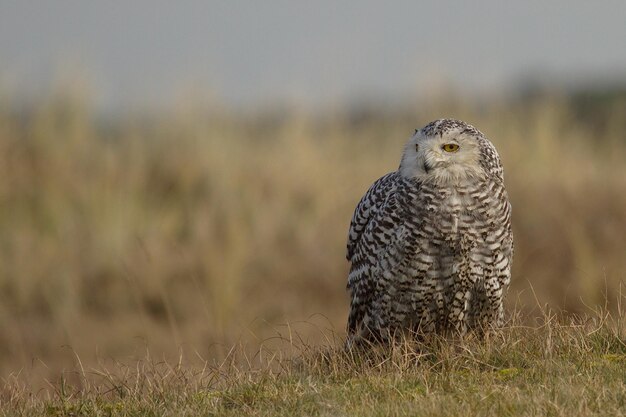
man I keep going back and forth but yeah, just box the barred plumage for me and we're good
[346,119,513,344]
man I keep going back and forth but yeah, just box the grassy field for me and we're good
[0,86,625,414]
[2,311,626,416]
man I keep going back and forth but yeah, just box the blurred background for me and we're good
[0,1,625,381]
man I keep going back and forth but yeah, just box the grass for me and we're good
[2,309,626,416]
[0,85,625,414]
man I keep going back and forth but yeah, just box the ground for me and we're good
[4,312,625,417]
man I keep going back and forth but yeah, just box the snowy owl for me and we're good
[346,119,513,344]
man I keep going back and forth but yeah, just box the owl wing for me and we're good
[346,172,401,335]
[346,172,399,260]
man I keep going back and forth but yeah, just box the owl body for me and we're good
[346,119,513,343]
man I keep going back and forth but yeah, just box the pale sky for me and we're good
[1,1,626,111]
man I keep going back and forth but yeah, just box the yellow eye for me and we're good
[442,143,459,152]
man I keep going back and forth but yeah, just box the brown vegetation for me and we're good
[0,89,624,387]
[3,311,626,416]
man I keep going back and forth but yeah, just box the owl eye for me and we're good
[442,143,460,152]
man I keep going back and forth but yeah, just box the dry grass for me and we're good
[2,309,626,416]
[0,86,625,398]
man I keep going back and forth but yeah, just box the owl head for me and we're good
[399,119,503,184]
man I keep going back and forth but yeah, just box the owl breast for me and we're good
[396,181,502,333]
[437,189,473,237]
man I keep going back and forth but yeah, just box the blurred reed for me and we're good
[0,86,624,378]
